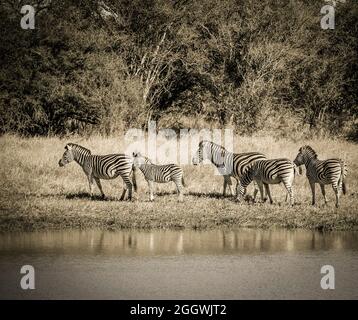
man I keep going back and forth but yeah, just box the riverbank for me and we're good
[0,134,357,232]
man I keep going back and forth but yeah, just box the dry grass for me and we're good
[0,134,357,232]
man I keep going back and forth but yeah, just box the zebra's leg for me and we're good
[223,175,233,197]
[87,175,94,198]
[119,184,127,201]
[223,176,227,196]
[332,183,340,208]
[228,181,233,196]
[127,183,133,201]
[264,183,273,204]
[257,181,265,203]
[253,188,258,202]
[253,181,267,202]
[148,180,154,201]
[319,184,328,205]
[284,183,290,202]
[283,182,294,206]
[94,177,105,199]
[174,179,184,202]
[309,181,316,206]
[119,176,132,201]
[234,178,240,198]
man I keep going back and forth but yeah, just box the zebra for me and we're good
[192,140,267,200]
[293,145,347,208]
[132,152,185,202]
[58,143,137,200]
[237,159,296,205]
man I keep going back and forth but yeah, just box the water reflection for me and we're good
[0,229,357,256]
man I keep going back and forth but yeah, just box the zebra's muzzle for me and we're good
[58,159,64,167]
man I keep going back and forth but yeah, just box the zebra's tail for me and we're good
[340,160,347,195]
[181,175,187,188]
[132,167,138,192]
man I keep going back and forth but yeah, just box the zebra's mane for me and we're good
[302,145,317,158]
[143,156,153,164]
[133,152,153,165]
[67,143,92,155]
[200,140,229,154]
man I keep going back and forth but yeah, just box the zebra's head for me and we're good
[294,145,317,166]
[192,141,204,165]
[132,152,151,168]
[192,140,227,167]
[192,140,213,165]
[58,144,75,167]
[237,166,255,202]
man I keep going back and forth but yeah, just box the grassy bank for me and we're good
[0,134,357,232]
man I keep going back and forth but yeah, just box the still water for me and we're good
[0,228,357,299]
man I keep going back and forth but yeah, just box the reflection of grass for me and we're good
[0,134,357,232]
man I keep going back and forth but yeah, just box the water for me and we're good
[0,229,357,299]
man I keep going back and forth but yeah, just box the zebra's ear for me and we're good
[133,152,137,157]
[65,144,72,150]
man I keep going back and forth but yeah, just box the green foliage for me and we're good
[0,0,357,138]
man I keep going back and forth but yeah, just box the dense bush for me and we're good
[0,0,357,139]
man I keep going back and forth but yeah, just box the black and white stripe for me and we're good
[133,152,185,202]
[293,145,347,207]
[192,140,267,200]
[237,159,296,205]
[58,143,137,200]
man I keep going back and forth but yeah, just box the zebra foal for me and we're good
[192,140,267,200]
[293,145,347,208]
[132,152,185,202]
[58,143,137,200]
[237,159,296,205]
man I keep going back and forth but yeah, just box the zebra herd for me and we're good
[58,140,348,207]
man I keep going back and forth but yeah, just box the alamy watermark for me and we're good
[321,0,346,30]
[320,265,335,290]
[20,265,35,290]
[123,121,233,171]
[20,5,35,30]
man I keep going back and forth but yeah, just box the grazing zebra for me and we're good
[132,152,185,202]
[237,159,296,206]
[58,143,137,200]
[293,145,347,208]
[192,140,267,200]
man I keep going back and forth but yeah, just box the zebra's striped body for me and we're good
[58,143,137,200]
[293,145,347,207]
[238,159,296,205]
[133,152,185,202]
[192,140,267,200]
